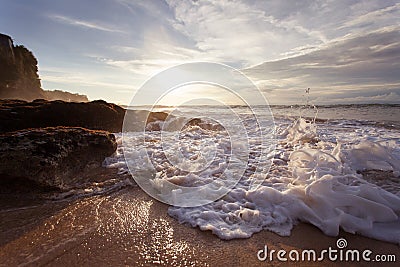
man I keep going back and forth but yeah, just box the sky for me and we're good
[0,0,399,105]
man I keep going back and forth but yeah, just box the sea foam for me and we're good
[105,107,400,244]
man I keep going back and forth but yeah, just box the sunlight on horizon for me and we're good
[154,83,247,107]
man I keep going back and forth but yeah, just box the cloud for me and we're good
[245,27,400,104]
[41,72,133,90]
[165,0,328,67]
[48,14,123,33]
[105,43,208,76]
[29,1,400,104]
[39,67,135,93]
[340,3,400,31]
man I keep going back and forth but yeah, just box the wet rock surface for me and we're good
[0,127,117,190]
[0,99,126,133]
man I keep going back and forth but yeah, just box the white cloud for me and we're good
[41,72,133,90]
[245,27,400,104]
[105,42,210,76]
[166,0,326,67]
[93,1,399,90]
[48,14,124,33]
[340,3,400,30]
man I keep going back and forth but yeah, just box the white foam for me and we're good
[280,118,318,144]
[341,140,400,175]
[104,109,400,244]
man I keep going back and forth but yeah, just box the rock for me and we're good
[0,127,117,189]
[145,111,169,123]
[119,109,173,132]
[184,118,224,131]
[0,99,176,133]
[0,99,126,133]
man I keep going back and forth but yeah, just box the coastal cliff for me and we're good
[0,33,87,102]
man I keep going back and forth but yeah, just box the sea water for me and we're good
[104,104,400,244]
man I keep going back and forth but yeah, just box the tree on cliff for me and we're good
[0,45,44,100]
[14,45,42,91]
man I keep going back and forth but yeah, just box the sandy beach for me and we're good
[1,169,398,267]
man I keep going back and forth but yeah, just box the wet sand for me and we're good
[0,182,399,267]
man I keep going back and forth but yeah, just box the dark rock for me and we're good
[0,127,117,189]
[145,111,169,123]
[184,118,224,131]
[121,109,173,132]
[0,99,126,133]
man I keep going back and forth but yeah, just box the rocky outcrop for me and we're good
[0,99,179,133]
[0,99,178,192]
[0,99,126,133]
[0,127,117,189]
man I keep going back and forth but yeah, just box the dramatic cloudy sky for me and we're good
[0,0,399,105]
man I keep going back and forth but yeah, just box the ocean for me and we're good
[102,104,400,244]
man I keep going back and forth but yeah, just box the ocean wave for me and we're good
[103,109,400,244]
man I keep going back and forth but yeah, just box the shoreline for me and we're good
[1,182,398,266]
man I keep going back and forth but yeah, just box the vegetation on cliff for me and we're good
[0,45,44,100]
